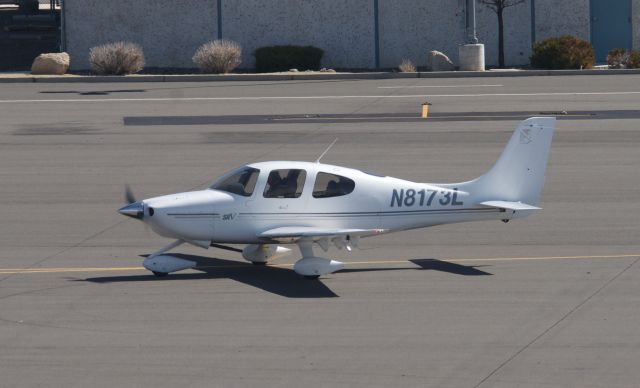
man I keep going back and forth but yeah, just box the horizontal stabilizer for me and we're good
[480,201,541,211]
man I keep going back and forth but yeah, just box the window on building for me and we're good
[263,169,306,198]
[210,167,260,197]
[312,172,355,198]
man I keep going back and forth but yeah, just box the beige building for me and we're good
[62,0,640,70]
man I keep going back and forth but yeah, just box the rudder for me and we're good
[457,117,556,206]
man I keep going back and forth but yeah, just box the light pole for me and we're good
[467,0,479,44]
[459,0,485,71]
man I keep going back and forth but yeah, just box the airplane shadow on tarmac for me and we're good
[80,255,491,298]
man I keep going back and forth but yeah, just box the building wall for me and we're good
[534,0,590,42]
[377,0,532,68]
[475,0,532,66]
[65,0,218,70]
[377,0,465,68]
[64,0,640,71]
[222,0,374,70]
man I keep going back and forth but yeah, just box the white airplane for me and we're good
[119,117,555,279]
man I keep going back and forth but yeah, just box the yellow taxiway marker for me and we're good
[0,254,638,275]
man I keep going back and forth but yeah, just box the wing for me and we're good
[257,227,387,248]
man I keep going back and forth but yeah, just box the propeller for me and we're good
[119,184,144,219]
[125,184,137,204]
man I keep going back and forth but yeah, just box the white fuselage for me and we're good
[141,161,509,245]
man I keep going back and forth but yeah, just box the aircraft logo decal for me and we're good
[520,127,533,144]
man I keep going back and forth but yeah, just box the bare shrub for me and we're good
[193,40,242,74]
[607,48,628,69]
[627,50,640,69]
[89,42,145,75]
[398,58,417,73]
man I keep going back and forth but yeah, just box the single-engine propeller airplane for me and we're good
[119,117,555,279]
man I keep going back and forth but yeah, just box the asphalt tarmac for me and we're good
[1,75,639,387]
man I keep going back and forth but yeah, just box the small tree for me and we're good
[479,0,525,68]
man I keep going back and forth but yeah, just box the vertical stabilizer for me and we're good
[456,117,556,206]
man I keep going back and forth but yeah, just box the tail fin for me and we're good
[457,117,555,206]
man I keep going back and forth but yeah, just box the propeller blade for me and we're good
[125,184,137,204]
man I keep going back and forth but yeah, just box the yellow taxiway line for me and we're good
[0,254,638,275]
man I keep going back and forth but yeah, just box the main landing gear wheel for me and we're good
[152,271,168,277]
[294,241,344,278]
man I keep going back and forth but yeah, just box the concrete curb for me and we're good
[2,69,640,83]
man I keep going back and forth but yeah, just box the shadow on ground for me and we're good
[79,255,491,298]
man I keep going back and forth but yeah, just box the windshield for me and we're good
[210,167,260,197]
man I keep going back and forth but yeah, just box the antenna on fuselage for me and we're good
[315,138,339,164]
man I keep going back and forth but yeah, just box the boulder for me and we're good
[427,50,455,72]
[31,52,70,75]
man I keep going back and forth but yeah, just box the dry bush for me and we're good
[398,58,416,72]
[192,40,242,74]
[89,42,145,75]
[607,48,628,69]
[530,35,595,69]
[627,50,640,69]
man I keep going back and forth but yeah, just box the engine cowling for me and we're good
[242,244,291,263]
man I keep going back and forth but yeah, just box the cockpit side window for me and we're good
[263,169,307,198]
[312,172,355,198]
[211,167,260,197]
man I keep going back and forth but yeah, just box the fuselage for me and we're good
[139,161,507,245]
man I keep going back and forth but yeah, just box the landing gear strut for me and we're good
[294,240,344,279]
[143,240,195,276]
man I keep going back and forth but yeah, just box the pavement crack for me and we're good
[0,220,127,284]
[474,256,640,388]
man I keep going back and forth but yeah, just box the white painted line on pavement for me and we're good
[2,91,640,103]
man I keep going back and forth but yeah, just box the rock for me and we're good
[288,68,299,72]
[320,68,336,73]
[427,50,455,72]
[31,52,70,75]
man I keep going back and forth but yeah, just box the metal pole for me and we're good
[530,0,536,45]
[374,0,380,69]
[60,0,66,52]
[217,0,222,39]
[467,0,478,44]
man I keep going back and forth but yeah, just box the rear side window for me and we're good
[211,167,260,197]
[313,172,355,198]
[263,169,307,198]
